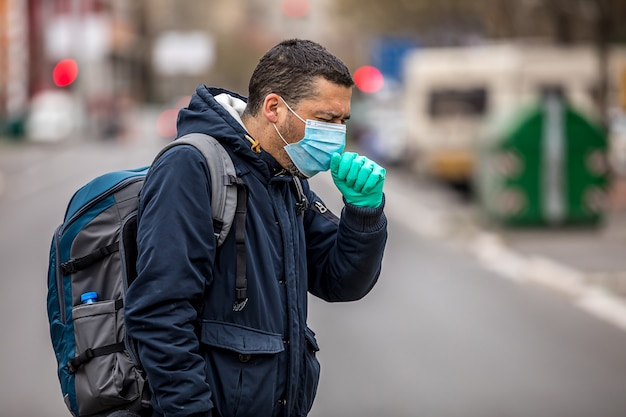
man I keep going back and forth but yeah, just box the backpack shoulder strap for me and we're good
[154,133,239,246]
[154,133,249,311]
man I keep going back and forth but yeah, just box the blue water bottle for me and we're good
[81,292,98,304]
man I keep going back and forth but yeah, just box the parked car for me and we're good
[25,90,83,142]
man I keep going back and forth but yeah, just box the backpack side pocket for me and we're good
[72,299,142,416]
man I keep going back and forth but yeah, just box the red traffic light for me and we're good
[53,59,79,87]
[354,66,384,94]
[281,0,310,18]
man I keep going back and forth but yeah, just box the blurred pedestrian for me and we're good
[124,38,388,417]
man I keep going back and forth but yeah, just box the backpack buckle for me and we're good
[60,261,77,275]
[233,298,248,312]
[67,348,95,374]
[233,288,248,312]
[66,361,78,375]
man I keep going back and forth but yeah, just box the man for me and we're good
[125,39,388,417]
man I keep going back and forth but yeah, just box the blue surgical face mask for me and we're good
[273,97,346,178]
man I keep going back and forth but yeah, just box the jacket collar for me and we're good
[177,85,289,181]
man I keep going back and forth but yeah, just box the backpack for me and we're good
[46,133,248,417]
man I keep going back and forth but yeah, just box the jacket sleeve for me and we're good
[303,185,388,302]
[124,146,215,417]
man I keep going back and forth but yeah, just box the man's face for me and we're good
[274,78,352,174]
[281,78,352,139]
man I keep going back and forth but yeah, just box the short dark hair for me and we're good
[244,39,354,116]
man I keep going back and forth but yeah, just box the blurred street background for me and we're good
[3,0,626,416]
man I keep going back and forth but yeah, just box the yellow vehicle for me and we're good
[402,43,626,184]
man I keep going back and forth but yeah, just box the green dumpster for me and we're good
[475,94,609,226]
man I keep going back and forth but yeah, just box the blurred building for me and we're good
[0,0,29,136]
[1,0,343,140]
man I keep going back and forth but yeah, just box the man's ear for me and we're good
[262,93,281,124]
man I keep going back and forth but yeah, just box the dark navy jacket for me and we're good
[125,85,387,417]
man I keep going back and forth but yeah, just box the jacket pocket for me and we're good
[296,327,321,416]
[200,321,285,417]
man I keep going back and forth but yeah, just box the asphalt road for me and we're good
[2,137,626,417]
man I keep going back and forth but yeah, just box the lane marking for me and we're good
[470,232,528,283]
[577,289,626,332]
[470,227,626,331]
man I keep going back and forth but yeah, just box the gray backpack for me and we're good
[46,133,248,417]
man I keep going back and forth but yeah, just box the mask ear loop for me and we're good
[279,97,306,124]
[273,123,289,146]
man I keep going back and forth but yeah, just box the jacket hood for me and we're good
[176,85,272,176]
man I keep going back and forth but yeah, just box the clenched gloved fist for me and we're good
[330,152,386,208]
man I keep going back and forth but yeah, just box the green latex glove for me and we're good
[330,152,386,208]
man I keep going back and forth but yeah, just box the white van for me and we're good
[402,42,626,183]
